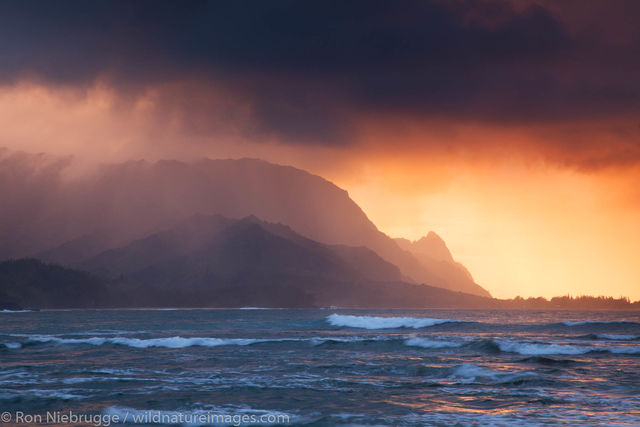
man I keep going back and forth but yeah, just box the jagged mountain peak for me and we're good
[2,149,491,297]
[413,231,454,263]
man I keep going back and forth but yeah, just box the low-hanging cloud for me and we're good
[0,0,639,165]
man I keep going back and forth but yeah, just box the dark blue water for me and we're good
[1,309,639,426]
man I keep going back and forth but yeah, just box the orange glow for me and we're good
[1,82,639,300]
[336,158,640,300]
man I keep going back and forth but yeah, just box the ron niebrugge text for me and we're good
[3,411,114,426]
[2,410,291,426]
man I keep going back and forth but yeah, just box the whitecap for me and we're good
[1,342,22,349]
[608,346,640,354]
[449,363,537,385]
[562,320,639,326]
[404,337,462,349]
[327,314,467,329]
[310,335,393,346]
[496,340,590,355]
[29,335,277,349]
[597,334,638,341]
[497,339,640,355]
[451,363,501,379]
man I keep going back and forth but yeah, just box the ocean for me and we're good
[1,309,639,426]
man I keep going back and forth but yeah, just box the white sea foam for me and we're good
[310,335,394,346]
[597,334,638,341]
[451,363,502,379]
[29,336,271,349]
[28,334,406,349]
[1,341,22,349]
[608,346,640,354]
[404,337,462,349]
[311,336,363,345]
[0,389,85,400]
[496,340,640,355]
[562,320,638,326]
[450,363,538,384]
[327,314,466,329]
[496,340,590,355]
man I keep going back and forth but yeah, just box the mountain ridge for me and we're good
[1,149,491,297]
[395,234,486,296]
[0,215,495,309]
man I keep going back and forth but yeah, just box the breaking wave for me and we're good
[404,337,462,349]
[326,314,470,329]
[448,363,539,384]
[495,340,640,356]
[27,336,278,349]
[561,320,640,327]
[402,337,640,356]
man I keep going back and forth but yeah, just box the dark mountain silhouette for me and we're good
[2,149,490,296]
[395,233,489,297]
[3,257,637,310]
[0,217,495,309]
[81,214,404,294]
[0,259,111,309]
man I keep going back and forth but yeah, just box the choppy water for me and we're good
[1,309,639,426]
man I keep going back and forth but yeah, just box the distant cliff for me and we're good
[395,233,490,297]
[1,149,490,296]
[2,256,636,310]
[0,215,496,309]
[0,259,110,309]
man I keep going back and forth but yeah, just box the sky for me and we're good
[1,0,639,299]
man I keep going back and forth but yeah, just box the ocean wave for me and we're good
[561,320,640,327]
[310,336,394,346]
[496,340,640,355]
[12,334,397,350]
[595,334,639,341]
[15,332,640,355]
[579,333,639,341]
[28,336,281,349]
[404,337,462,349]
[0,342,22,349]
[450,363,537,383]
[0,389,85,400]
[326,314,469,329]
[608,346,640,354]
[517,356,578,366]
[8,330,142,337]
[451,363,503,380]
[496,340,590,355]
[401,335,640,356]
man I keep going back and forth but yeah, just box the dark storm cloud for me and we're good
[0,0,639,144]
